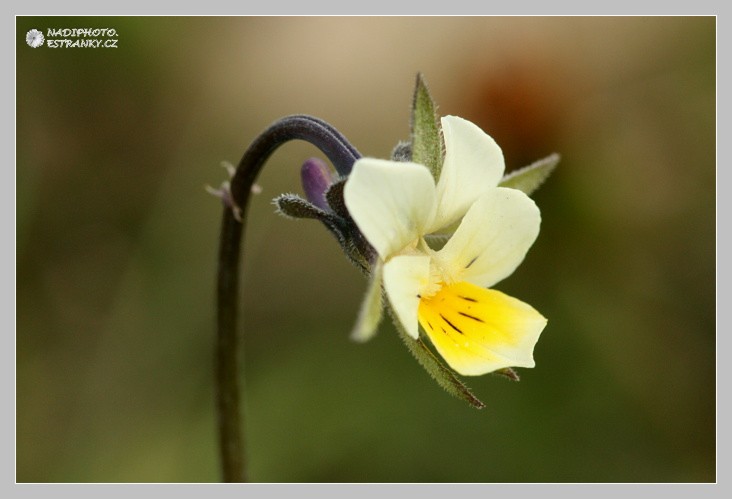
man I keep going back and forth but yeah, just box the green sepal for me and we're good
[324,178,349,219]
[499,153,560,196]
[273,192,374,274]
[410,73,443,179]
[493,367,520,382]
[273,193,330,220]
[324,179,378,274]
[390,140,412,162]
[350,259,384,343]
[388,306,485,409]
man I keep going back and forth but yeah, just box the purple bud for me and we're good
[300,157,335,211]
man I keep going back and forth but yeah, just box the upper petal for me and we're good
[428,116,505,232]
[436,187,540,288]
[344,158,436,259]
[383,254,432,339]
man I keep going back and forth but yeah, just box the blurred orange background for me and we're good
[16,16,715,482]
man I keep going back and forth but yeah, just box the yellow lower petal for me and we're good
[417,281,547,376]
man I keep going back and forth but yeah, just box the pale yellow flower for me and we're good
[344,116,546,376]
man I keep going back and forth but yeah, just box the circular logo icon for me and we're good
[26,29,44,48]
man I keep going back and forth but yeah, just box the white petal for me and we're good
[383,255,432,339]
[436,187,540,288]
[429,116,505,232]
[344,159,436,259]
[350,260,384,343]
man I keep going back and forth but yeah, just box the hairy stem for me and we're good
[215,115,360,482]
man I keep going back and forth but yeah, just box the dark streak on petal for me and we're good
[458,311,485,323]
[465,256,479,269]
[458,296,478,303]
[440,314,464,335]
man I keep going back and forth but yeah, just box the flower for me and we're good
[343,115,547,376]
[300,157,336,211]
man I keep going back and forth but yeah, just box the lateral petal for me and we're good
[383,255,432,339]
[344,158,436,259]
[436,187,540,288]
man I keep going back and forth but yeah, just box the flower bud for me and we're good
[300,157,335,211]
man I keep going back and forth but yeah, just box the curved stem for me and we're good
[215,115,361,482]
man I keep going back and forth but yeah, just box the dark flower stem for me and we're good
[215,115,360,482]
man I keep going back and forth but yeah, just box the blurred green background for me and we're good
[16,17,715,482]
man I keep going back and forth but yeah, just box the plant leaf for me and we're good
[499,153,560,196]
[410,73,443,179]
[389,307,485,409]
